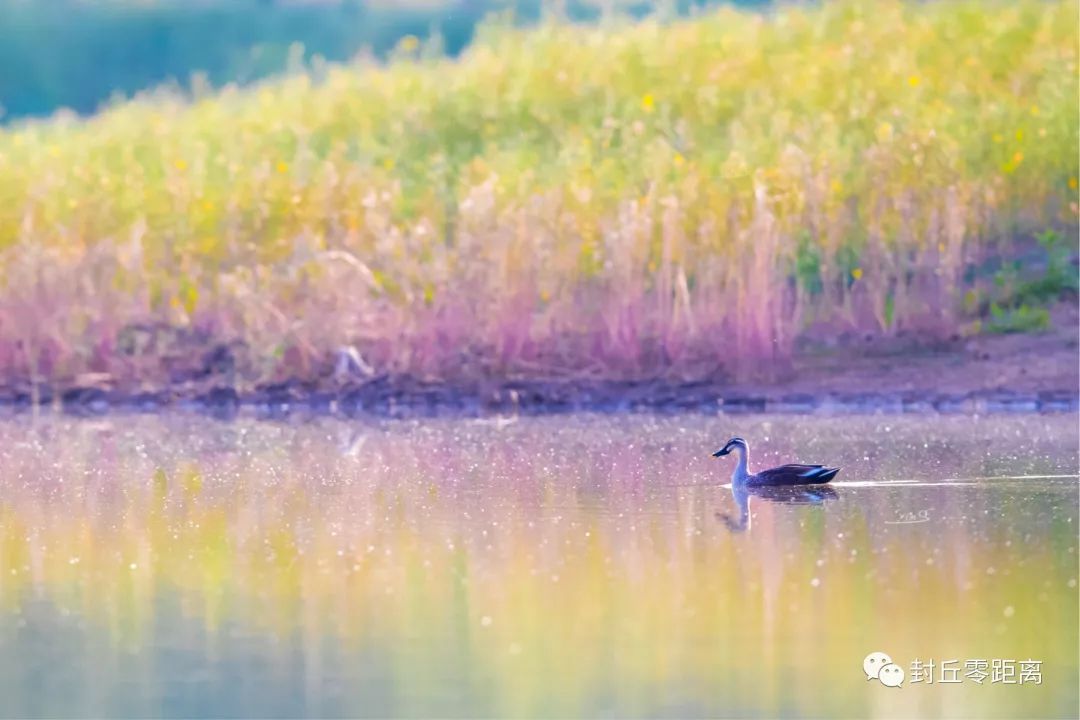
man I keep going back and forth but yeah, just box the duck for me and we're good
[712,437,840,487]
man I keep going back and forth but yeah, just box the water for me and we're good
[0,413,1076,718]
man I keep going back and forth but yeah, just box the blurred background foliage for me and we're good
[0,0,748,120]
[0,0,1075,387]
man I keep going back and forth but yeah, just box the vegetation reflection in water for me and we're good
[0,414,1076,718]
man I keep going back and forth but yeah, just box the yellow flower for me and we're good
[399,35,419,53]
[1068,177,1077,190]
[641,94,655,112]
[673,153,685,166]
[175,159,187,171]
[382,157,396,171]
[907,75,920,87]
[1030,105,1040,116]
[851,268,863,281]
[875,122,893,143]
[1012,151,1023,165]
[276,161,289,174]
[1015,129,1023,142]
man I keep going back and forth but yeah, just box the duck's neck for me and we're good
[731,444,751,484]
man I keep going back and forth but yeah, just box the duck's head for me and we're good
[712,437,747,457]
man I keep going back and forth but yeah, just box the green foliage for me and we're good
[0,0,752,121]
[987,302,1050,334]
[1019,229,1080,303]
[0,0,1076,383]
[794,232,823,296]
[0,0,483,119]
[984,227,1077,321]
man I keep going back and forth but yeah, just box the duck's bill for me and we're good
[712,448,730,457]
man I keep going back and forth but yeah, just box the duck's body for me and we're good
[712,437,839,487]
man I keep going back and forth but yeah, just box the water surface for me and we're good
[0,413,1076,718]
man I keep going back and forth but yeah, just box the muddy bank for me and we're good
[2,315,1076,419]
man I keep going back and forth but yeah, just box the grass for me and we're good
[0,0,1076,390]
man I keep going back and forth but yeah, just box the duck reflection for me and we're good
[717,483,840,533]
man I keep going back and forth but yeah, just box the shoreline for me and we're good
[3,315,1076,420]
[1,384,1074,420]
[2,374,1076,422]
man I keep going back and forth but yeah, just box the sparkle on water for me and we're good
[0,413,1076,718]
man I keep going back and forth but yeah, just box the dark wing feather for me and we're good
[750,464,839,486]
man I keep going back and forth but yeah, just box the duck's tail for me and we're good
[806,466,840,484]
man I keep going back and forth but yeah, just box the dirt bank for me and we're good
[1,306,1076,419]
